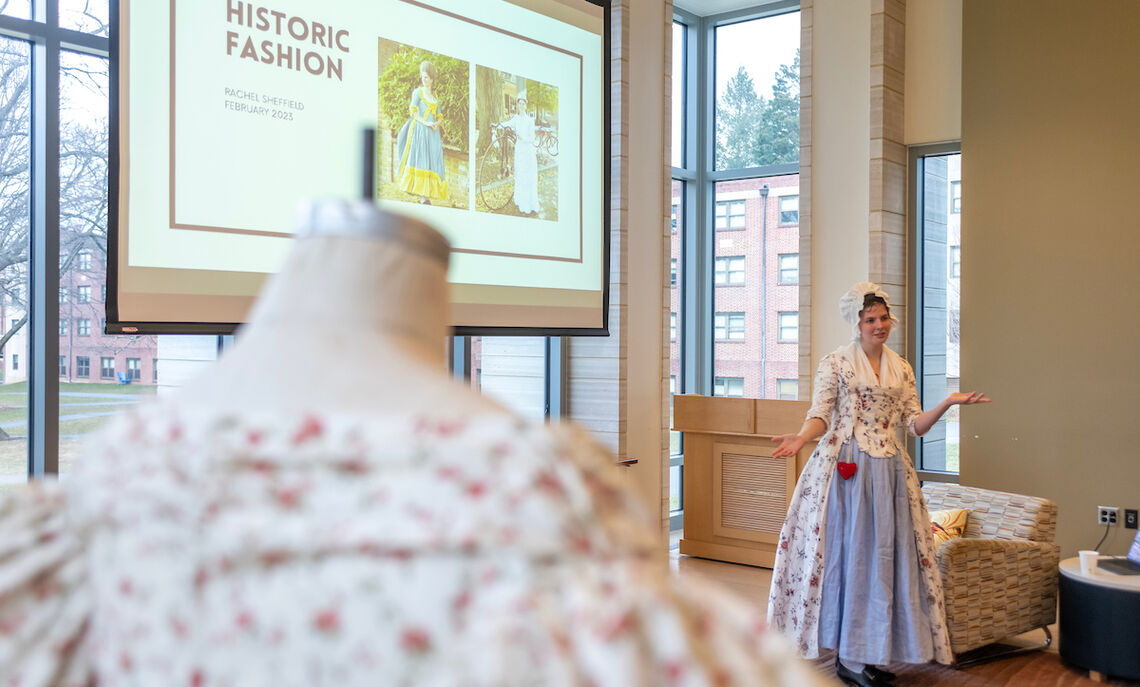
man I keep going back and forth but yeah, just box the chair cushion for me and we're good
[930,508,969,545]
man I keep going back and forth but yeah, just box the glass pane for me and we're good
[0,1,31,20]
[470,336,546,420]
[669,179,682,519]
[713,177,799,398]
[0,38,30,489]
[714,11,800,171]
[59,0,110,36]
[58,50,155,474]
[671,21,684,169]
[917,153,961,473]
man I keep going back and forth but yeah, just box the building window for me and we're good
[715,312,745,341]
[9,318,17,330]
[59,319,69,336]
[670,375,676,394]
[777,378,798,400]
[670,312,677,341]
[779,195,799,225]
[78,251,91,270]
[126,358,141,381]
[77,284,90,303]
[58,287,68,303]
[778,312,798,342]
[76,356,90,378]
[713,376,745,397]
[11,354,17,371]
[714,256,745,285]
[58,355,67,377]
[100,357,115,379]
[77,318,91,336]
[670,259,677,287]
[778,253,799,284]
[101,284,106,301]
[153,358,159,383]
[912,148,962,476]
[671,203,678,233]
[714,200,746,230]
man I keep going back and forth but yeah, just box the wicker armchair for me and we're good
[922,484,1060,660]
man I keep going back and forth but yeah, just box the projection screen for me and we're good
[109,0,609,335]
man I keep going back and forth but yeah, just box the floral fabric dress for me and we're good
[767,351,953,665]
[396,86,449,201]
[0,403,829,687]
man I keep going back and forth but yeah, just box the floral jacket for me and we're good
[765,352,953,664]
[0,404,829,687]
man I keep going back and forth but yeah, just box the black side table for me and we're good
[1058,557,1140,682]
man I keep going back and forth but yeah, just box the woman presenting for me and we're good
[767,282,990,687]
[396,60,450,205]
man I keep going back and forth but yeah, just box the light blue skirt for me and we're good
[817,441,934,665]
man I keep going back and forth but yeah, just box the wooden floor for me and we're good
[669,547,1140,686]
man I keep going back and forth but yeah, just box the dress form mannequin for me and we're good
[177,199,507,419]
[0,200,828,687]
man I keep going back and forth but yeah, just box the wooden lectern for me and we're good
[673,395,817,568]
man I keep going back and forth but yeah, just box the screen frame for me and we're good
[106,0,612,337]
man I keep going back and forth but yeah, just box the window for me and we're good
[77,251,91,270]
[58,355,67,377]
[11,354,17,371]
[9,318,17,330]
[670,312,677,341]
[715,200,746,230]
[777,378,798,400]
[76,356,90,378]
[911,147,962,476]
[671,203,678,233]
[714,256,745,285]
[779,195,799,225]
[127,358,141,381]
[713,376,745,397]
[670,258,677,286]
[715,312,745,341]
[101,284,106,301]
[778,253,799,284]
[77,284,90,303]
[59,287,68,303]
[778,312,798,342]
[154,359,159,383]
[59,319,69,336]
[674,7,800,530]
[100,357,115,379]
[77,318,90,336]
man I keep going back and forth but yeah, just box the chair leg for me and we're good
[954,626,1053,668]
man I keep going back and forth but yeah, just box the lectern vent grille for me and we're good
[720,452,787,534]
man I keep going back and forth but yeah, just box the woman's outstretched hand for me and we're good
[772,433,807,459]
[947,391,991,406]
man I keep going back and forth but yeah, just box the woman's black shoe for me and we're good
[865,665,896,682]
[835,660,891,687]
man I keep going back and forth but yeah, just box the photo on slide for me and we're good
[377,40,469,209]
[474,67,559,221]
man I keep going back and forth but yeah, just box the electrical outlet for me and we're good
[1126,509,1138,529]
[1098,506,1119,526]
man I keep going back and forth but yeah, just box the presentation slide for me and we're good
[114,0,606,332]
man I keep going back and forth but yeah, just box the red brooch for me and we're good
[837,462,857,480]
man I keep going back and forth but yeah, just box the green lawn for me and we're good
[0,381,156,481]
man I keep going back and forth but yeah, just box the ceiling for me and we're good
[673,0,772,17]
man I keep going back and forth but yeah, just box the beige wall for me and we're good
[904,0,961,145]
[622,0,668,524]
[962,0,1140,556]
[809,0,871,361]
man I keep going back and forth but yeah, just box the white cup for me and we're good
[1078,550,1099,575]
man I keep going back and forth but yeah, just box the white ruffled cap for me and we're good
[839,281,899,340]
